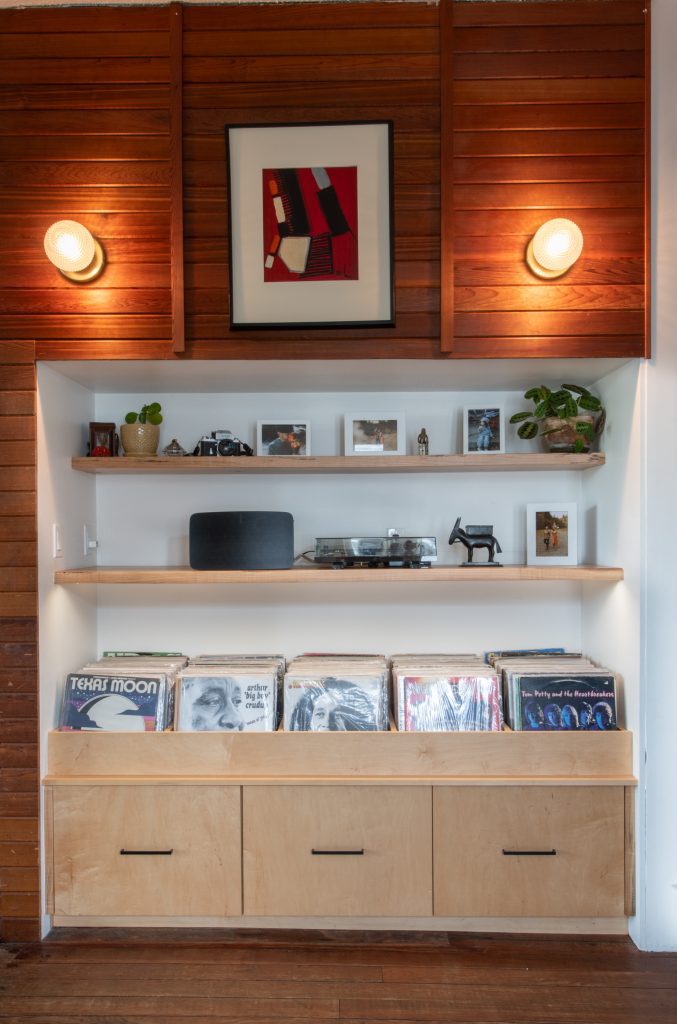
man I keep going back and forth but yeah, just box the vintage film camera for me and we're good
[193,430,253,457]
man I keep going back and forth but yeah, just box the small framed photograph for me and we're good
[344,415,405,456]
[463,406,505,454]
[526,503,578,566]
[88,421,116,457]
[257,421,310,456]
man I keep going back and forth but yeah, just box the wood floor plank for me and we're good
[1,933,676,1024]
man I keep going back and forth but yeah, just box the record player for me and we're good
[314,536,437,569]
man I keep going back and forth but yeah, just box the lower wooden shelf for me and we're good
[53,564,625,585]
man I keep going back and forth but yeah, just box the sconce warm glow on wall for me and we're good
[43,220,106,282]
[526,218,583,279]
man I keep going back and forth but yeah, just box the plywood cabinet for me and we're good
[50,785,242,918]
[433,786,626,918]
[242,785,433,917]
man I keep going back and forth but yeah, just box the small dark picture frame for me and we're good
[89,422,116,457]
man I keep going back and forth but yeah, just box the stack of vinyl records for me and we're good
[284,654,389,731]
[175,654,286,732]
[391,654,503,732]
[59,653,187,732]
[492,652,618,731]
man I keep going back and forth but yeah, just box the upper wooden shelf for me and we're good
[71,452,605,474]
[54,565,624,585]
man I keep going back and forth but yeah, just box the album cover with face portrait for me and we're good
[175,671,278,732]
[59,673,172,732]
[512,673,617,731]
[283,673,388,732]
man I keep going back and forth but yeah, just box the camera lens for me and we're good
[217,438,237,456]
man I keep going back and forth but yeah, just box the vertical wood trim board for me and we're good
[443,0,648,358]
[170,2,186,354]
[0,339,39,941]
[439,0,454,353]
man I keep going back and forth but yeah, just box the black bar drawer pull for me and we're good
[311,848,364,856]
[502,848,557,856]
[120,848,174,856]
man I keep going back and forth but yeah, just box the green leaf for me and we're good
[147,412,163,425]
[124,412,138,424]
[562,384,588,397]
[574,436,586,453]
[517,421,539,440]
[563,397,578,419]
[509,411,534,424]
[575,422,595,440]
[533,400,552,419]
[578,394,602,412]
[146,402,162,415]
[524,387,546,403]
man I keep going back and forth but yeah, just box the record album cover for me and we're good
[514,674,617,731]
[59,673,171,732]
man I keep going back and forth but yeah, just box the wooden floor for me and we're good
[1,929,677,1023]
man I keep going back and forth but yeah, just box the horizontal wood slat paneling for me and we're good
[0,33,170,59]
[0,6,173,357]
[441,0,646,357]
[185,2,439,32]
[182,2,441,358]
[454,51,645,80]
[453,1,643,28]
[454,129,644,157]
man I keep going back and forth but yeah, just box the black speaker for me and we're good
[189,511,294,570]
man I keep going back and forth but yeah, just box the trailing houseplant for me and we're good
[509,385,605,453]
[120,401,163,457]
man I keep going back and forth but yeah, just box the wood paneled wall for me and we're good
[0,0,649,939]
[443,0,648,357]
[182,1,440,358]
[0,6,174,360]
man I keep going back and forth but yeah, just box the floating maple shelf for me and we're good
[54,565,624,586]
[71,452,605,474]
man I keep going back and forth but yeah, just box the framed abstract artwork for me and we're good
[225,121,394,329]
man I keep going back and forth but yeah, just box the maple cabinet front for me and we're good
[433,786,626,918]
[51,785,242,917]
[242,785,433,917]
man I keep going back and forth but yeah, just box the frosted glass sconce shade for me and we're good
[526,218,583,279]
[43,220,105,282]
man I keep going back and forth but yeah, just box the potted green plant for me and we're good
[509,385,605,453]
[120,402,163,457]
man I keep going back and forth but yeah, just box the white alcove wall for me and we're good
[37,357,642,938]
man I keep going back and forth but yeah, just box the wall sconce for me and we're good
[43,220,106,282]
[526,218,583,279]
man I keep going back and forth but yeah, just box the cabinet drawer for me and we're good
[433,786,626,918]
[243,785,432,917]
[52,785,241,917]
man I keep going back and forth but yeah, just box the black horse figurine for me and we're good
[448,517,502,565]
